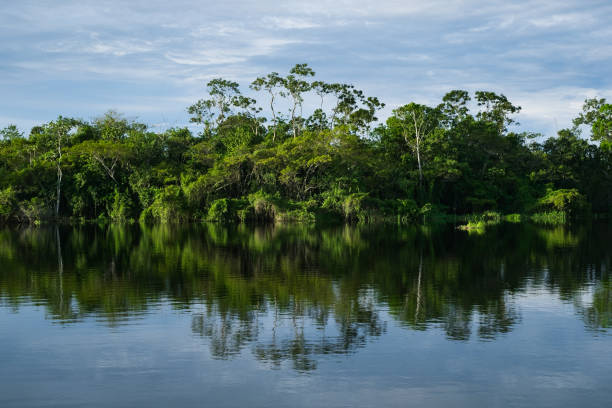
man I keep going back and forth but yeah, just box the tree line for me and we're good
[1,64,611,224]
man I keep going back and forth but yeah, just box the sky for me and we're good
[1,0,611,136]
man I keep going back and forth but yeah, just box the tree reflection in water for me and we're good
[0,222,610,371]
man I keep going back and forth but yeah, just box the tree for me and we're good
[231,95,265,137]
[475,91,521,134]
[348,95,384,136]
[93,110,131,141]
[251,72,284,141]
[30,117,81,217]
[283,63,315,138]
[73,140,131,183]
[438,90,471,127]
[387,103,441,189]
[188,78,241,136]
[573,97,612,143]
[187,99,215,136]
[0,125,23,142]
[330,83,357,125]
[207,78,241,125]
[2,64,611,224]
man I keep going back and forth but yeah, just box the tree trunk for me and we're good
[55,132,63,218]
[416,137,423,186]
[55,163,62,217]
[411,111,424,192]
[291,101,298,138]
[270,91,277,142]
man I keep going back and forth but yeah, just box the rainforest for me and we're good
[1,64,611,225]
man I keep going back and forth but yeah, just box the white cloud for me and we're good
[262,17,320,30]
[529,12,594,29]
[1,0,611,135]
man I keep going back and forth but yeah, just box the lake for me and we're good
[1,222,611,407]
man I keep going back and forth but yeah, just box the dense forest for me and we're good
[1,64,611,225]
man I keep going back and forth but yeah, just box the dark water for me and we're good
[1,222,611,407]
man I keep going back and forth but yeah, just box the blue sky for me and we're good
[1,0,611,136]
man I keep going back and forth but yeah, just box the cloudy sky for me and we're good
[1,0,611,135]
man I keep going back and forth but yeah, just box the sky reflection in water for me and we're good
[1,222,611,407]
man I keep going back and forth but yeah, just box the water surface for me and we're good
[1,222,611,407]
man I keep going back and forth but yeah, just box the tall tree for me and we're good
[475,91,521,134]
[438,90,471,128]
[31,117,81,217]
[188,78,241,136]
[251,72,284,142]
[573,97,612,143]
[0,125,24,142]
[283,63,315,138]
[387,103,441,189]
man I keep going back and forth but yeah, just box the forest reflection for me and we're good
[0,222,610,371]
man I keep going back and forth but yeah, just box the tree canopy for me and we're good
[1,64,610,224]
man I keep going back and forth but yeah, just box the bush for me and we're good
[396,199,419,223]
[108,189,132,222]
[0,187,16,223]
[536,189,588,217]
[458,211,502,230]
[139,207,155,224]
[343,192,370,222]
[144,185,188,223]
[248,190,279,221]
[275,207,316,223]
[320,187,347,217]
[207,198,232,222]
[18,197,49,224]
[463,211,501,224]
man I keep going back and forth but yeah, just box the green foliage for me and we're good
[343,192,370,222]
[536,188,588,216]
[108,190,132,222]
[207,198,233,222]
[0,187,16,222]
[0,125,23,141]
[247,190,279,221]
[459,211,502,230]
[0,68,610,225]
[397,199,420,224]
[146,185,188,223]
[17,198,49,224]
[573,98,612,142]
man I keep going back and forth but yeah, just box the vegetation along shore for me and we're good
[1,64,611,226]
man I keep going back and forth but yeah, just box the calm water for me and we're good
[1,222,611,407]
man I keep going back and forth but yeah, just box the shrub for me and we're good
[343,192,370,222]
[139,207,155,224]
[248,190,278,221]
[458,211,502,230]
[0,187,16,223]
[536,188,588,217]
[18,197,49,224]
[207,198,232,222]
[396,199,419,223]
[275,208,316,223]
[145,185,188,223]
[108,189,132,222]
